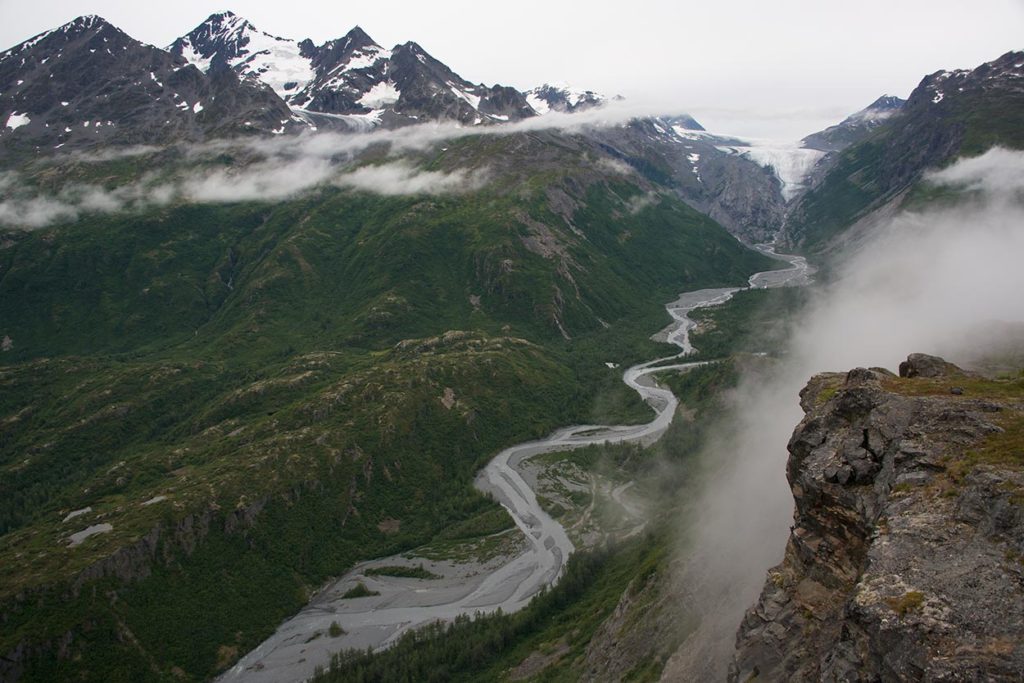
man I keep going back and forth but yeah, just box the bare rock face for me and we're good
[898,352,964,379]
[729,355,1024,682]
[587,119,787,243]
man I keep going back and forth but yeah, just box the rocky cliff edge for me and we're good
[730,353,1024,681]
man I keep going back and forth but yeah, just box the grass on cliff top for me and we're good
[881,371,1024,401]
[886,590,925,616]
[970,412,1024,470]
[884,371,1024,477]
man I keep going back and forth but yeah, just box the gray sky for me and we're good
[2,0,1022,139]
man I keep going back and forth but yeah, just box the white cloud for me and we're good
[66,145,163,163]
[0,195,79,228]
[333,161,486,195]
[593,156,635,177]
[926,146,1024,195]
[180,157,335,202]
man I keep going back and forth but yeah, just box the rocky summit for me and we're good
[730,354,1024,681]
[0,15,295,156]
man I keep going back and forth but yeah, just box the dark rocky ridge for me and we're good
[0,15,295,157]
[730,354,1024,681]
[802,95,906,154]
[796,95,907,199]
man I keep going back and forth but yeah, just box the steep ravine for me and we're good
[730,353,1024,681]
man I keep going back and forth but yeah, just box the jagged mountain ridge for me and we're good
[524,83,606,114]
[168,11,317,99]
[168,11,536,125]
[0,15,296,156]
[1,10,630,150]
[167,12,629,124]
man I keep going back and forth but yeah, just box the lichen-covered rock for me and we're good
[729,355,1024,682]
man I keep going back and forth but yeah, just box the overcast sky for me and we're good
[2,0,1022,138]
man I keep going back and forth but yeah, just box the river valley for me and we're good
[221,246,812,683]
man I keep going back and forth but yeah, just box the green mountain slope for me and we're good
[0,130,775,681]
[785,50,1024,252]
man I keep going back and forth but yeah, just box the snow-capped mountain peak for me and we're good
[200,11,252,37]
[526,83,605,114]
[66,14,106,33]
[1,14,115,61]
[4,9,600,144]
[168,12,315,99]
[0,11,296,152]
[847,94,904,123]
[166,13,537,126]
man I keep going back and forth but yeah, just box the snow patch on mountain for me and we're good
[299,108,385,131]
[525,93,550,115]
[170,14,315,99]
[525,83,605,114]
[550,82,603,107]
[672,126,714,140]
[344,45,391,71]
[449,85,481,110]
[687,152,702,182]
[358,81,400,108]
[5,112,30,130]
[229,29,315,97]
[176,37,213,73]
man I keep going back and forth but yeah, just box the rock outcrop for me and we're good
[730,354,1024,681]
